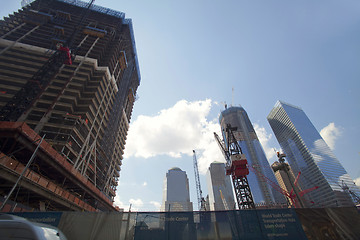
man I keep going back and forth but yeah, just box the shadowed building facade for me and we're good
[271,160,304,207]
[206,161,236,211]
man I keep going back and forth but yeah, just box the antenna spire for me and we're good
[232,87,234,106]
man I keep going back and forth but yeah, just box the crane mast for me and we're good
[214,124,255,209]
[341,181,360,205]
[193,150,206,211]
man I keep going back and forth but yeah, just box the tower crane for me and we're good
[341,181,360,205]
[267,152,318,208]
[193,150,206,211]
[219,190,229,210]
[214,124,255,209]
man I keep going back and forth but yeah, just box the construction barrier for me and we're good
[8,207,360,240]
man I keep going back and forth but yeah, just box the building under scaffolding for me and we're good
[0,0,140,211]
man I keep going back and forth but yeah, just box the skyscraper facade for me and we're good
[206,161,235,211]
[219,106,286,206]
[161,167,193,212]
[0,0,140,211]
[267,101,360,207]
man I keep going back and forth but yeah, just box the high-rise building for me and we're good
[0,0,140,211]
[206,161,235,211]
[219,106,286,206]
[161,167,193,212]
[271,160,304,207]
[267,101,360,207]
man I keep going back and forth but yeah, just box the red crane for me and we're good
[265,152,319,208]
[214,124,255,209]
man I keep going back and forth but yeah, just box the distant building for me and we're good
[267,101,360,207]
[206,161,235,211]
[161,167,193,212]
[205,195,210,211]
[219,106,286,206]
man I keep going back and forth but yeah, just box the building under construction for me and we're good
[271,153,307,208]
[0,0,140,211]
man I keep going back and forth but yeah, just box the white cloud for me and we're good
[142,182,147,187]
[320,122,342,150]
[114,196,145,211]
[113,195,127,210]
[114,196,161,212]
[150,201,161,211]
[129,198,144,211]
[124,99,224,174]
[114,196,162,211]
[355,177,360,187]
[253,123,277,161]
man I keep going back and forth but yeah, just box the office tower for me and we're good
[271,160,304,207]
[267,101,360,207]
[0,0,140,211]
[206,161,235,211]
[161,167,193,212]
[219,106,286,206]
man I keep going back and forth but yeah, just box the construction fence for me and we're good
[10,207,360,240]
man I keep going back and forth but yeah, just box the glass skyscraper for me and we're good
[206,162,236,211]
[161,167,193,212]
[219,106,286,206]
[267,101,360,207]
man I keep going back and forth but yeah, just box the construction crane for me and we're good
[214,124,255,209]
[268,152,318,208]
[219,190,229,210]
[0,0,95,121]
[341,181,360,205]
[193,150,206,211]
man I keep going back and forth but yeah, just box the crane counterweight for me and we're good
[214,124,255,209]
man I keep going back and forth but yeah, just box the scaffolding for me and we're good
[0,0,140,211]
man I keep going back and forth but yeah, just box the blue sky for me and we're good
[1,0,360,211]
